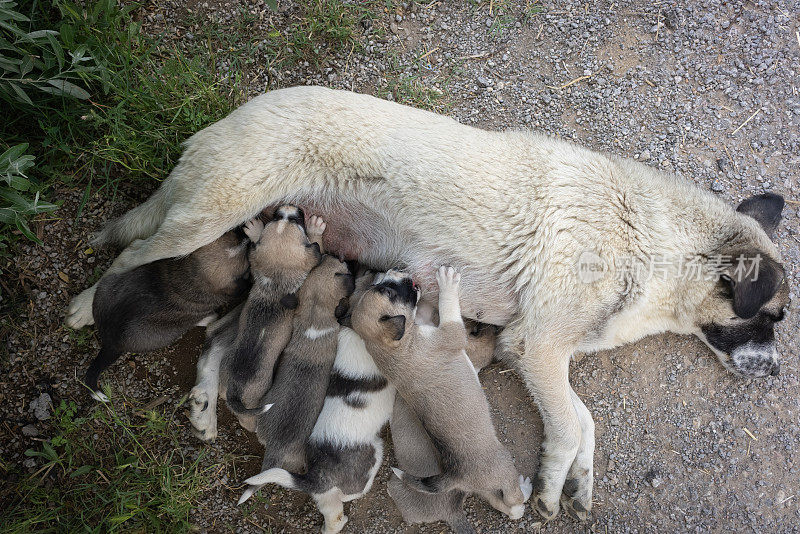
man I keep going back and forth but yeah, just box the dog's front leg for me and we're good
[520,344,581,521]
[560,386,595,520]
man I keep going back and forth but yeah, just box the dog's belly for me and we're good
[292,197,518,326]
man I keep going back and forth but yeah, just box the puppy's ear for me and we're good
[377,286,397,300]
[307,242,321,254]
[334,297,350,319]
[337,312,353,328]
[280,293,299,310]
[724,254,784,319]
[380,314,406,341]
[736,193,784,238]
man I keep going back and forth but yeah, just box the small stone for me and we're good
[734,428,746,438]
[30,392,52,421]
[711,181,725,192]
[477,76,492,88]
[22,424,39,437]
[651,477,663,488]
[640,149,651,161]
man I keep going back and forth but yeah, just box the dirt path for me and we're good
[3,1,799,532]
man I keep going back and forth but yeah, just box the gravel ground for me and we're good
[3,0,799,532]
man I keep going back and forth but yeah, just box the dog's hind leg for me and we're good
[85,346,123,402]
[560,386,595,521]
[313,489,348,534]
[66,206,247,328]
[189,339,227,442]
[519,341,581,521]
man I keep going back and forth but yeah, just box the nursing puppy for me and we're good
[68,86,789,520]
[87,227,251,401]
[345,267,531,520]
[239,275,395,534]
[388,318,501,533]
[225,205,322,430]
[250,254,354,473]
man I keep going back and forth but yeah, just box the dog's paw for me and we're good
[322,514,348,534]
[520,475,533,502]
[66,287,96,328]
[435,265,461,291]
[188,388,217,442]
[560,472,592,521]
[307,215,327,238]
[243,218,265,242]
[531,474,560,521]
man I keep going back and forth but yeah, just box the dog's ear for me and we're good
[736,193,784,238]
[337,312,352,328]
[376,285,397,301]
[307,242,321,254]
[380,314,406,341]
[280,293,299,310]
[334,297,350,319]
[723,254,784,319]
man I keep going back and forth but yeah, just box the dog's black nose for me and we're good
[770,362,780,376]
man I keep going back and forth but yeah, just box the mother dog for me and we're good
[67,86,787,520]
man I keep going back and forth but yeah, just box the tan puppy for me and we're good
[344,267,531,520]
[388,318,505,532]
[224,205,322,430]
[253,254,355,473]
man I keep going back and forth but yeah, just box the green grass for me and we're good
[1,397,223,532]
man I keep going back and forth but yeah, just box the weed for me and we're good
[1,397,221,532]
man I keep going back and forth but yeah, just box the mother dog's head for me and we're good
[692,193,788,378]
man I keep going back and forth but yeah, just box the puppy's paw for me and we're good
[243,218,265,242]
[560,473,592,521]
[520,475,533,502]
[307,215,327,238]
[322,514,348,534]
[188,388,217,442]
[66,287,96,328]
[435,265,461,291]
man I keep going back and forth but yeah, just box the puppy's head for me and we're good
[252,204,321,275]
[692,194,788,378]
[298,255,356,318]
[464,319,501,370]
[341,270,419,346]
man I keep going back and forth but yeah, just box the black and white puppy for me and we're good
[239,275,394,534]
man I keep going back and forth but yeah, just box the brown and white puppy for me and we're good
[388,316,506,532]
[224,205,322,430]
[87,227,251,401]
[239,272,395,534]
[251,254,355,473]
[345,267,531,520]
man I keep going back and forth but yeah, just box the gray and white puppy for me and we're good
[225,205,322,430]
[345,266,531,520]
[252,253,355,473]
[239,273,396,534]
[88,227,251,401]
[388,318,501,532]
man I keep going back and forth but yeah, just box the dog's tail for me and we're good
[391,467,456,494]
[238,468,314,505]
[225,391,273,416]
[91,182,173,248]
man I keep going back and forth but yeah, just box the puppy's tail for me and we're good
[91,182,173,248]
[226,392,273,416]
[391,467,455,494]
[238,468,313,505]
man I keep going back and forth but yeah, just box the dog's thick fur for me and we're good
[345,267,531,519]
[253,254,354,473]
[88,228,250,400]
[388,318,501,533]
[224,205,322,430]
[69,86,788,519]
